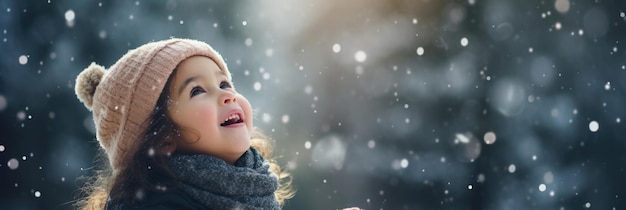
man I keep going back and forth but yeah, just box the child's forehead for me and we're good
[171,57,232,85]
[176,56,227,74]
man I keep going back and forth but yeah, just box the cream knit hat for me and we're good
[75,38,230,171]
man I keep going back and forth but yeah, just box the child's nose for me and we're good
[220,91,237,105]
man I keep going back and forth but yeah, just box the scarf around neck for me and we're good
[168,148,280,210]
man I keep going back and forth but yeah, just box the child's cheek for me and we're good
[236,95,254,131]
[191,104,217,127]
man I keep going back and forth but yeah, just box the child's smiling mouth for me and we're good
[220,112,244,126]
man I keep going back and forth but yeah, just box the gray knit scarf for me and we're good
[168,148,280,210]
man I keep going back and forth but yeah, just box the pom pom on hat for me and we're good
[75,62,106,110]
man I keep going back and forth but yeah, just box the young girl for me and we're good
[74,38,293,209]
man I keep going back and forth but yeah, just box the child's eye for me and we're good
[219,81,232,89]
[190,86,205,98]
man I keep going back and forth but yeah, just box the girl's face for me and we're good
[167,56,253,164]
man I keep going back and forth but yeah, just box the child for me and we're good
[74,38,293,209]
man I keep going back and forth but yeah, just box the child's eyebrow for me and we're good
[177,75,200,96]
[215,69,227,78]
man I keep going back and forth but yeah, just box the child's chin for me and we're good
[232,138,251,151]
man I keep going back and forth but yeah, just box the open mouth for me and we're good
[220,113,244,126]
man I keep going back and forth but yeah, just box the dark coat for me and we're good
[106,189,208,210]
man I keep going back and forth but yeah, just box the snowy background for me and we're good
[1,0,626,209]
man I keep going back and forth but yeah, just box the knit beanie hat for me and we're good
[74,38,230,171]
